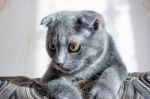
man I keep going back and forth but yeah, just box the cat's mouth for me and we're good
[52,63,81,74]
[52,63,71,74]
[52,64,72,74]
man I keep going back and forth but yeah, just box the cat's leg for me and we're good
[89,66,127,99]
[46,77,82,99]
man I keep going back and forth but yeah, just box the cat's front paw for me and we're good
[89,86,117,99]
[48,90,82,99]
[47,84,82,99]
[49,93,82,99]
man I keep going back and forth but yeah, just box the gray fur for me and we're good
[41,10,128,99]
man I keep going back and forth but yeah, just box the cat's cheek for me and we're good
[71,64,82,73]
[47,51,56,58]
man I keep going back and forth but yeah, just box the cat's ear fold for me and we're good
[93,18,101,30]
[75,11,105,31]
[41,15,56,27]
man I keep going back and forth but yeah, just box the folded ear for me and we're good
[41,15,56,27]
[75,11,105,31]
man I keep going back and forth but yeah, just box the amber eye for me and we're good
[68,43,80,53]
[49,43,56,52]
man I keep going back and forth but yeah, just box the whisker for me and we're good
[67,61,89,65]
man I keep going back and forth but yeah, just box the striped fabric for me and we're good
[118,72,150,99]
[0,77,48,99]
[0,72,150,99]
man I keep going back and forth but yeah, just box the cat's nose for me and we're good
[56,63,63,67]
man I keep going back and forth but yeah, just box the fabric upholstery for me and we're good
[0,72,150,99]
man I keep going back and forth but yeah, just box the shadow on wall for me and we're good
[0,0,11,11]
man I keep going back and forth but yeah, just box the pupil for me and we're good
[51,45,54,48]
[51,44,55,48]
[72,45,75,49]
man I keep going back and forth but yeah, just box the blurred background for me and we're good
[0,0,150,78]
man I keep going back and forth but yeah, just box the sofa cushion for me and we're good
[0,72,150,99]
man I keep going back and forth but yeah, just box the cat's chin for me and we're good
[52,65,81,74]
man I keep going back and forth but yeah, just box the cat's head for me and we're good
[41,10,107,74]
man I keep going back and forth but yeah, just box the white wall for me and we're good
[129,0,150,72]
[0,0,36,77]
[0,0,150,78]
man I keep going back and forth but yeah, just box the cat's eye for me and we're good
[68,43,80,53]
[49,43,56,52]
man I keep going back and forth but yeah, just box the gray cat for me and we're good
[41,10,128,99]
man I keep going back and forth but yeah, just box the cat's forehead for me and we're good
[50,25,89,45]
[55,12,76,26]
[46,10,102,44]
[50,16,77,36]
[49,19,91,44]
[52,29,86,44]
